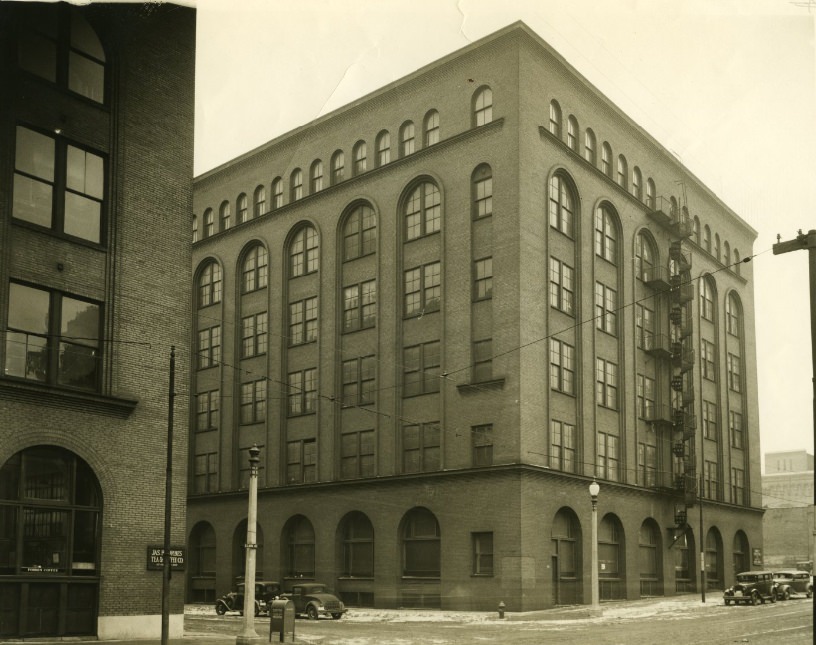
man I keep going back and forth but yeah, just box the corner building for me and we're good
[189,22,761,611]
[0,2,195,639]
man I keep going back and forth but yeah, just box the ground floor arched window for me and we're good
[639,519,663,597]
[599,513,625,600]
[674,529,696,593]
[399,507,440,608]
[188,521,216,602]
[705,527,723,590]
[732,530,749,580]
[233,519,264,583]
[0,446,101,638]
[551,507,581,605]
[283,515,315,579]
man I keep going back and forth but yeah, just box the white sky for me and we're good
[192,0,816,462]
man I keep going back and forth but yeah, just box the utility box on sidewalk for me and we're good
[268,599,295,643]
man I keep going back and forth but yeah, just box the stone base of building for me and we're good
[97,614,184,640]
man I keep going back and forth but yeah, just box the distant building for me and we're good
[188,21,761,611]
[762,450,814,571]
[0,2,195,640]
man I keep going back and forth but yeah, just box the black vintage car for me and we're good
[723,571,777,606]
[283,582,346,620]
[215,580,282,616]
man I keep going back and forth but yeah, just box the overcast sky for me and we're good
[192,0,816,464]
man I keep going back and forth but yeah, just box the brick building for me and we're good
[0,2,195,639]
[189,22,762,611]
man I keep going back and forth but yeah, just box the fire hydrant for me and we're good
[497,601,506,619]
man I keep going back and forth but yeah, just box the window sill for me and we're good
[457,378,505,394]
[0,378,138,418]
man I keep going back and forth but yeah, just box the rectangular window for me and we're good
[636,374,655,419]
[596,358,618,409]
[703,401,718,440]
[404,261,441,317]
[727,353,741,392]
[288,368,317,416]
[474,176,493,218]
[343,280,376,332]
[704,460,718,499]
[701,339,716,381]
[472,339,492,383]
[196,390,219,431]
[595,282,617,335]
[549,257,574,315]
[637,442,656,487]
[402,422,440,473]
[240,380,266,424]
[472,532,494,576]
[5,282,101,391]
[731,467,745,504]
[289,297,317,345]
[550,420,576,472]
[635,304,654,349]
[342,355,376,406]
[700,282,714,321]
[598,433,619,481]
[241,312,267,358]
[13,126,105,243]
[474,257,493,300]
[550,339,575,395]
[287,439,317,483]
[194,452,218,494]
[198,325,221,369]
[729,410,744,449]
[341,430,375,479]
[471,424,493,466]
[403,341,440,397]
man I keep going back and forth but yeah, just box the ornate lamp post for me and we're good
[589,480,601,615]
[236,444,261,645]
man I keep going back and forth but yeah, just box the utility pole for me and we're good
[161,346,176,645]
[772,230,816,516]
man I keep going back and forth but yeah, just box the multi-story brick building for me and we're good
[0,2,195,639]
[189,21,761,611]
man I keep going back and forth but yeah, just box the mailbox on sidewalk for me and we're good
[268,598,295,643]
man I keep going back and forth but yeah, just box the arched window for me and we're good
[188,521,216,601]
[218,202,229,232]
[203,208,214,238]
[424,110,440,146]
[254,185,266,217]
[290,168,303,201]
[675,530,695,592]
[639,520,662,597]
[331,151,345,185]
[584,128,596,164]
[472,164,493,219]
[340,512,374,577]
[703,225,711,253]
[594,203,618,264]
[693,216,701,245]
[705,528,722,590]
[289,226,319,277]
[198,261,223,307]
[192,214,198,243]
[473,86,493,126]
[310,160,323,193]
[242,244,268,293]
[617,155,628,188]
[404,181,441,241]
[18,5,107,104]
[632,166,642,199]
[376,130,390,166]
[646,178,656,209]
[400,122,415,157]
[726,292,741,337]
[233,520,264,580]
[549,173,575,238]
[552,508,582,605]
[635,231,656,282]
[272,177,283,209]
[237,193,248,224]
[352,141,367,175]
[670,196,678,217]
[567,115,578,151]
[549,100,562,138]
[714,234,721,263]
[401,508,440,577]
[723,241,731,268]
[284,515,315,578]
[343,203,377,260]
[599,514,625,599]
[734,249,741,276]
[732,531,749,578]
[601,142,612,176]
[699,276,715,321]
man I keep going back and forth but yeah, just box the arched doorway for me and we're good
[599,513,626,600]
[732,530,749,581]
[705,527,724,590]
[673,528,696,592]
[639,519,663,597]
[281,515,315,582]
[551,507,582,605]
[187,521,216,602]
[0,446,101,638]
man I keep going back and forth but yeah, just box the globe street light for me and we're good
[589,480,601,615]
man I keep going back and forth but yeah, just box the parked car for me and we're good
[773,570,813,600]
[723,571,777,606]
[215,580,282,616]
[283,582,346,620]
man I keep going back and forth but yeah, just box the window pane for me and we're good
[64,191,101,242]
[13,173,53,227]
[66,146,104,199]
[16,127,55,180]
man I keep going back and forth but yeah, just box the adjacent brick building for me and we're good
[0,2,195,639]
[188,21,762,611]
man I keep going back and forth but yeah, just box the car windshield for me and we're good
[309,585,327,593]
[776,573,792,580]
[737,574,757,582]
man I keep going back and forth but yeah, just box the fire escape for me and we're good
[645,196,697,531]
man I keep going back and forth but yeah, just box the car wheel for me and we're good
[769,593,776,603]
[307,605,319,620]
[782,588,790,601]
[751,592,759,606]
[216,603,227,615]
[807,588,812,599]
[331,613,343,620]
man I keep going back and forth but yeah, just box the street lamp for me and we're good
[589,480,601,615]
[236,444,261,645]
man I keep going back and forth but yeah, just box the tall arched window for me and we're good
[705,528,722,590]
[726,292,741,337]
[549,173,575,238]
[693,216,701,245]
[331,151,345,185]
[237,193,248,224]
[404,181,441,241]
[549,100,562,138]
[272,177,283,209]
[732,531,749,578]
[241,244,268,293]
[599,514,625,600]
[567,115,578,151]
[635,231,656,281]
[703,225,711,253]
[376,130,390,166]
[646,178,656,209]
[723,241,731,268]
[340,512,374,577]
[733,249,741,276]
[639,520,662,597]
[188,521,216,601]
[617,155,628,188]
[714,234,721,263]
[473,86,493,126]
[594,203,618,264]
[290,169,303,201]
[233,520,264,580]
[254,185,266,217]
[218,202,230,232]
[632,166,642,199]
[284,515,315,578]
[400,122,415,156]
[423,110,440,146]
[675,530,695,592]
[198,261,222,308]
[699,276,715,321]
[472,164,493,219]
[310,160,323,193]
[584,128,596,164]
[203,208,214,238]
[352,141,367,175]
[551,508,581,605]
[343,203,377,261]
[289,226,319,277]
[401,508,440,577]
[601,142,612,176]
